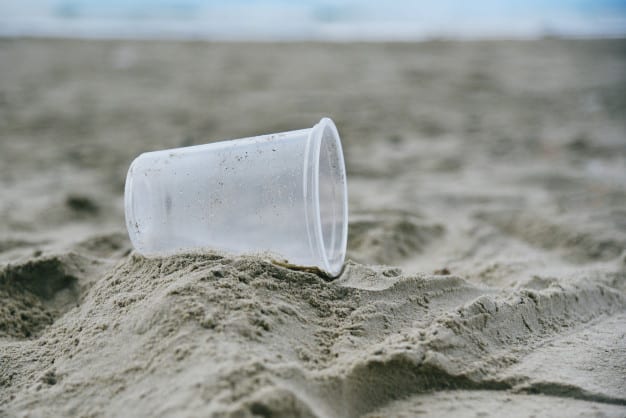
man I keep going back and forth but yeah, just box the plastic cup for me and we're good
[124,117,348,277]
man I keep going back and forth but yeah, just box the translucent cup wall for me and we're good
[124,117,348,276]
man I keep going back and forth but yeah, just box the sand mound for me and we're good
[0,253,96,339]
[1,252,624,416]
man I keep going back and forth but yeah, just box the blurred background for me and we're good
[1,0,626,40]
[0,0,624,271]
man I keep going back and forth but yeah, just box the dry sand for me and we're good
[0,39,625,417]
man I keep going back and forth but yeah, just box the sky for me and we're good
[1,0,625,40]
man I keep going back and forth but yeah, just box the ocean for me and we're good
[1,0,625,40]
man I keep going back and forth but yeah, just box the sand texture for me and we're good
[0,39,625,417]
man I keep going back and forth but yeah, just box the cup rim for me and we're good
[306,117,348,277]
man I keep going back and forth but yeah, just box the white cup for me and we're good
[124,117,348,277]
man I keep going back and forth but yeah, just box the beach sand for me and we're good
[0,38,625,417]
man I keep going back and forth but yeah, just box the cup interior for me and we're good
[314,118,348,276]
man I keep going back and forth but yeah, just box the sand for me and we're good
[0,38,625,417]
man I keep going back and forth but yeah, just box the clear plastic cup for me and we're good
[124,117,348,277]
